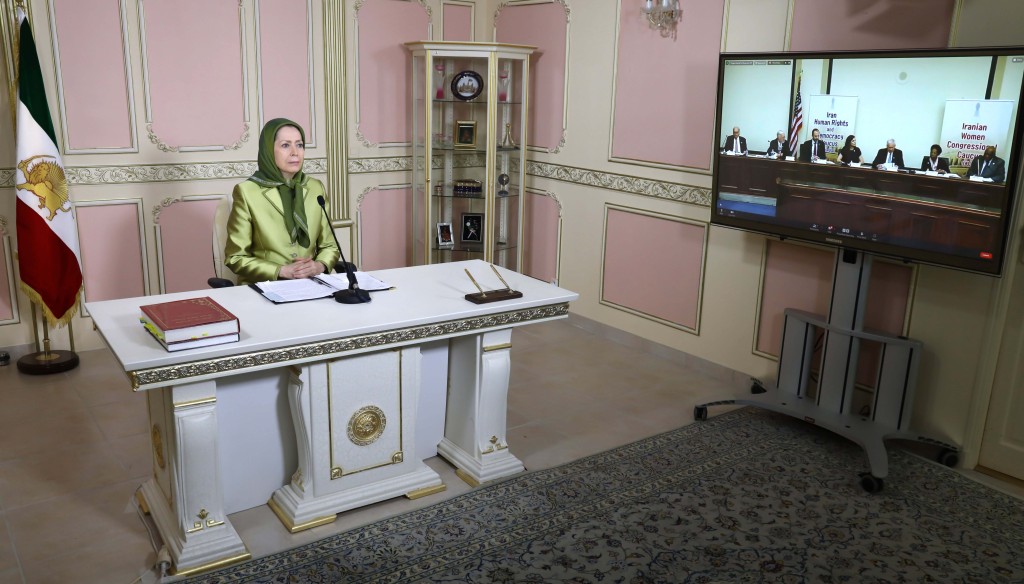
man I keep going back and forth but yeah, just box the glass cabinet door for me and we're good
[411,52,428,266]
[406,42,535,271]
[492,56,527,271]
[430,52,489,265]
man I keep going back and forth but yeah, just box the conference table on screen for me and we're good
[86,260,578,576]
[718,154,1005,252]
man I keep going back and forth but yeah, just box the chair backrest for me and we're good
[211,194,237,284]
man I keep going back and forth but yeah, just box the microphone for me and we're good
[316,195,370,304]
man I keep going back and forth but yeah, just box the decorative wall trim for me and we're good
[3,158,706,209]
[126,303,570,390]
[48,0,139,154]
[54,158,328,186]
[493,0,571,154]
[137,0,250,151]
[527,161,712,206]
[442,0,475,41]
[352,0,431,149]
[523,186,563,285]
[324,0,348,215]
[74,198,150,314]
[600,204,708,335]
[348,153,486,174]
[256,0,317,147]
[0,229,20,326]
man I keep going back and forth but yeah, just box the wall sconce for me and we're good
[642,0,681,38]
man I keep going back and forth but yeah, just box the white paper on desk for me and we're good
[924,170,939,176]
[254,278,335,302]
[968,175,993,182]
[316,271,392,292]
[812,158,831,164]
[849,162,862,168]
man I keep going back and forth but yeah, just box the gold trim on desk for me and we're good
[455,468,480,488]
[170,551,252,578]
[172,397,217,410]
[267,497,337,534]
[482,342,512,352]
[126,303,570,390]
[406,483,447,500]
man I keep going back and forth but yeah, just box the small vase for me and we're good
[434,64,445,100]
[497,71,510,102]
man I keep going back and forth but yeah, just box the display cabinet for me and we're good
[405,41,535,270]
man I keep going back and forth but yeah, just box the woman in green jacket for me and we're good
[225,118,340,285]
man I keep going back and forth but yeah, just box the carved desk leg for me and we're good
[139,380,249,576]
[439,329,524,486]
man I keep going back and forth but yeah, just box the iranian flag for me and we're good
[14,8,82,326]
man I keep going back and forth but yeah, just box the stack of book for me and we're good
[139,296,239,352]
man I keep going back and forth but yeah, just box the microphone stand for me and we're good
[316,195,370,304]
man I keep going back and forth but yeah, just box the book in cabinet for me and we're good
[405,41,535,271]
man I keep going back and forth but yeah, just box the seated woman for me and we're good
[836,135,863,166]
[920,144,950,174]
[225,118,340,285]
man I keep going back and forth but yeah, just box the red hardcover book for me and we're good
[139,296,239,344]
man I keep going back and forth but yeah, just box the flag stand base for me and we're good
[17,350,79,375]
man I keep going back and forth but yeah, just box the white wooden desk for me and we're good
[87,260,577,576]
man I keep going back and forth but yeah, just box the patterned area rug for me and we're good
[187,408,1024,583]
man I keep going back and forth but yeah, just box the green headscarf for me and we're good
[249,118,310,247]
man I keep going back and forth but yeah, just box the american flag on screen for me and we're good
[788,78,803,147]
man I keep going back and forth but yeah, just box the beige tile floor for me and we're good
[0,317,1019,583]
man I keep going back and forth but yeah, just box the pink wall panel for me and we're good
[0,235,12,320]
[77,205,145,303]
[360,188,412,270]
[603,209,704,329]
[757,241,835,356]
[611,0,726,169]
[159,200,220,294]
[523,192,559,283]
[855,261,913,387]
[144,0,246,148]
[790,0,954,51]
[357,0,429,144]
[495,3,567,151]
[442,3,472,42]
[258,0,312,140]
[52,0,132,149]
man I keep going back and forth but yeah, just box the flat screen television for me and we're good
[711,47,1024,276]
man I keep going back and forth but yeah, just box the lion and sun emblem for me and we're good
[16,154,70,221]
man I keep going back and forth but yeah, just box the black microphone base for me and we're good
[334,289,371,304]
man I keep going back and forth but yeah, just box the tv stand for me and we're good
[695,251,959,493]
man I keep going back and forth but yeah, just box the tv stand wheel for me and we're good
[694,405,708,422]
[859,473,884,494]
[937,449,959,468]
[750,381,766,394]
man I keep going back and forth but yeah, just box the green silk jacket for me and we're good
[224,178,341,285]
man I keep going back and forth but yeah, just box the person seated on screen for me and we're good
[836,135,863,166]
[920,144,950,174]
[225,118,340,285]
[966,145,1006,183]
[722,126,747,155]
[871,139,905,170]
[799,128,825,162]
[766,131,791,158]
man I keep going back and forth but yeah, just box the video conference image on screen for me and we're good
[712,50,1024,275]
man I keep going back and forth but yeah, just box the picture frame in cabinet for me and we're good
[436,222,454,249]
[454,120,477,149]
[461,213,483,243]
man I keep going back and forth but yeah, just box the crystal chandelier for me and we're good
[642,0,681,38]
